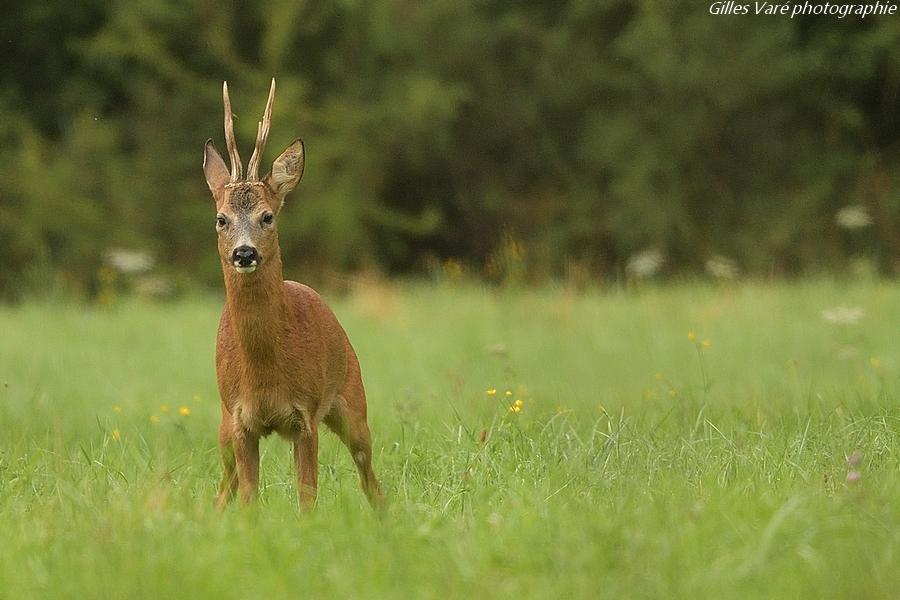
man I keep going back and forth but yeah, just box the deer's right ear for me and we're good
[203,139,231,198]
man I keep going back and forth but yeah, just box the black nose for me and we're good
[232,245,258,267]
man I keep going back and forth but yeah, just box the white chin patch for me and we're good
[234,265,257,274]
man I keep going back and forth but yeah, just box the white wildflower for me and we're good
[705,255,739,280]
[104,248,155,274]
[626,249,664,279]
[835,205,872,230]
[821,306,865,325]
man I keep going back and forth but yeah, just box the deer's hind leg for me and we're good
[324,386,384,510]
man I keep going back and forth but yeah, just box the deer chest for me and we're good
[232,384,314,438]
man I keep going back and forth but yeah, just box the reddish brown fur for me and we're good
[203,85,383,511]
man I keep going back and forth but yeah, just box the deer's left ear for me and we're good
[264,139,305,211]
[203,139,230,199]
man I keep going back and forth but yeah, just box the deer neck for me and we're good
[223,251,286,364]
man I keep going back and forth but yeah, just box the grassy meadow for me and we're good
[1,279,900,598]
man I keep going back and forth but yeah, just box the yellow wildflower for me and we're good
[702,339,711,349]
[111,429,121,442]
[178,406,191,416]
[504,390,513,397]
[687,331,697,342]
[149,415,160,424]
[486,388,497,396]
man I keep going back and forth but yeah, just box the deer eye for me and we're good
[216,215,228,228]
[261,213,274,226]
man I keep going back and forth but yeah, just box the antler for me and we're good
[222,81,243,182]
[247,78,276,181]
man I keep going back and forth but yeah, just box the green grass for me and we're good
[2,279,900,599]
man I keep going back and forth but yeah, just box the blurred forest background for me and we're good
[2,0,900,300]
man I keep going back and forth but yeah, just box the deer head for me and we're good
[203,78,305,275]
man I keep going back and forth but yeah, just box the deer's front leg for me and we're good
[234,428,260,504]
[293,421,319,511]
[216,416,238,509]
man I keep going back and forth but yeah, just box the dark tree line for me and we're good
[2,1,900,298]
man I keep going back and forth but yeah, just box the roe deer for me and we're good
[202,78,383,510]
